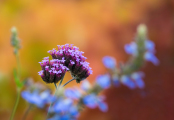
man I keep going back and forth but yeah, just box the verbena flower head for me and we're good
[38,57,69,84]
[47,44,92,83]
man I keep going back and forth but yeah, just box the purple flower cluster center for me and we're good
[38,44,92,83]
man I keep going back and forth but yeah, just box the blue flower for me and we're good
[47,115,71,120]
[64,88,81,100]
[102,56,116,69]
[83,94,108,112]
[124,42,137,55]
[145,40,155,52]
[53,98,73,113]
[144,52,159,65]
[131,72,145,89]
[50,98,79,120]
[120,75,136,89]
[112,75,120,87]
[96,75,111,89]
[21,90,53,108]
[81,80,91,91]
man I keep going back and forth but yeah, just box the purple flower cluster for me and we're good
[47,44,92,83]
[38,57,69,84]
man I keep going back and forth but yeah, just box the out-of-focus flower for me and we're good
[11,27,21,54]
[131,72,145,88]
[48,44,92,83]
[21,90,54,108]
[38,57,69,84]
[53,98,73,113]
[124,42,137,56]
[96,75,111,89]
[120,75,136,89]
[144,52,159,65]
[81,80,91,91]
[145,40,155,52]
[83,94,108,112]
[50,98,79,120]
[64,88,81,100]
[102,56,116,69]
[112,75,120,87]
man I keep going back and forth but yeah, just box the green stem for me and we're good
[16,52,20,78]
[46,75,65,119]
[9,88,20,120]
[22,104,32,120]
[62,78,75,87]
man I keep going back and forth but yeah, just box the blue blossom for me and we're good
[124,42,137,55]
[50,98,79,120]
[120,75,136,89]
[144,52,159,65]
[145,40,155,52]
[96,75,111,89]
[112,75,120,87]
[53,98,73,113]
[83,94,108,112]
[102,56,116,69]
[21,90,53,108]
[64,88,81,100]
[47,115,71,120]
[131,72,145,89]
[81,80,91,91]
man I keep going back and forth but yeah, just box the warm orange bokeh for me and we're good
[0,0,174,120]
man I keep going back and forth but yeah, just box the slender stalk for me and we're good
[9,88,20,120]
[54,83,57,89]
[22,104,32,120]
[46,75,65,119]
[10,52,21,120]
[62,78,75,87]
[16,52,20,78]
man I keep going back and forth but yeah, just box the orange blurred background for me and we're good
[0,0,174,120]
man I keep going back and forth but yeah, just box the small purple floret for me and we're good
[45,44,92,83]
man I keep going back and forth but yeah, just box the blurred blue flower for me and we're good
[144,52,159,65]
[121,75,136,89]
[21,90,53,108]
[47,114,71,120]
[131,72,145,89]
[112,75,120,87]
[102,56,116,69]
[83,94,108,112]
[53,98,73,113]
[145,40,155,52]
[124,42,137,56]
[50,98,79,120]
[96,75,111,89]
[64,88,81,100]
[81,80,91,91]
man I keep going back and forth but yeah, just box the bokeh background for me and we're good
[0,0,174,120]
